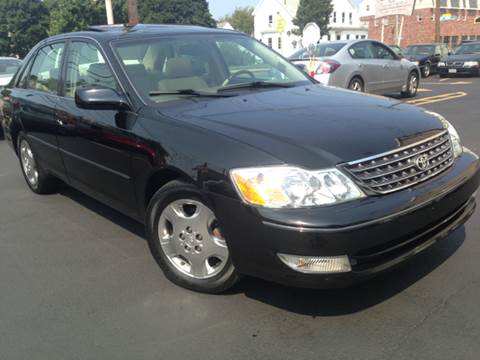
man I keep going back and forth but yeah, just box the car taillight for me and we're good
[316,60,341,74]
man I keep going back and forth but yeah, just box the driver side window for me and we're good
[371,42,395,60]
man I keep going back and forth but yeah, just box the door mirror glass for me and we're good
[75,87,129,111]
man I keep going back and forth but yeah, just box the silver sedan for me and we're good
[289,40,420,97]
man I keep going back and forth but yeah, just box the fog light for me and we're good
[277,253,351,274]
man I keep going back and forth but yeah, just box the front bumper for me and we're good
[437,66,480,76]
[212,151,480,288]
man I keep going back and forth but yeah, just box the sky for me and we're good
[208,0,258,19]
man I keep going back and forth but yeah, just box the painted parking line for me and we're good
[417,88,432,92]
[407,91,468,106]
[421,81,472,85]
[440,78,449,82]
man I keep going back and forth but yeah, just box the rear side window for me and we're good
[26,43,65,94]
[64,42,119,97]
[348,42,373,59]
[290,43,345,59]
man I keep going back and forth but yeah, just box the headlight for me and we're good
[438,61,446,67]
[414,61,420,65]
[425,111,462,158]
[464,61,479,67]
[230,166,365,208]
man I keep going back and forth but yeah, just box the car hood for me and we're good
[405,55,430,62]
[157,85,443,169]
[444,53,480,61]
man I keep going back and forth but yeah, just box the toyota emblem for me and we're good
[414,154,429,171]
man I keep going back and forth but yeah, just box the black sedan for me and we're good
[404,43,451,77]
[1,24,479,293]
[437,42,480,77]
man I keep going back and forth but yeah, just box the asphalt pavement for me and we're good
[1,76,480,360]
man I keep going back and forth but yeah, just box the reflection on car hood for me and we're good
[405,55,429,62]
[444,54,480,61]
[0,75,13,86]
[158,85,443,168]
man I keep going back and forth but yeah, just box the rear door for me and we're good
[55,40,138,217]
[347,41,383,93]
[371,41,405,91]
[14,42,67,180]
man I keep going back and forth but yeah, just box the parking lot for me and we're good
[1,76,480,360]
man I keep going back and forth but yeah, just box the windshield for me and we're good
[0,59,21,76]
[289,43,346,59]
[405,45,435,56]
[113,34,310,103]
[455,43,480,55]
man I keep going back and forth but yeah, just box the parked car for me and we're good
[289,40,420,97]
[404,43,451,77]
[437,41,480,77]
[2,25,479,293]
[0,57,22,86]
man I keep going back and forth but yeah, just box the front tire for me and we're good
[145,180,239,293]
[402,71,419,98]
[17,133,60,194]
[422,63,431,78]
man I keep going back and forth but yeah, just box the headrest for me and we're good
[125,64,147,76]
[165,58,194,78]
[88,63,111,79]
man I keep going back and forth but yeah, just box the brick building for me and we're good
[359,0,480,47]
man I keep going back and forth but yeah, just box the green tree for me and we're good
[293,0,333,35]
[138,0,215,27]
[46,0,127,36]
[0,0,49,58]
[219,6,254,35]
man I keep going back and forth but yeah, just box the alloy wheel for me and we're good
[158,199,229,279]
[20,140,38,188]
[349,79,363,92]
[410,73,419,96]
[423,64,430,77]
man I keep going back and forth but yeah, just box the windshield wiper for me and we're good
[149,89,235,98]
[218,81,297,92]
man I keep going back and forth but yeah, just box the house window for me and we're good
[278,37,282,50]
[451,0,460,7]
[333,12,337,23]
[268,15,273,25]
[366,5,370,11]
[440,0,447,6]
[470,0,478,8]
[346,34,350,40]
[268,37,272,47]
[349,13,353,24]
[342,12,345,23]
[327,34,331,41]
[361,35,366,39]
[336,34,341,40]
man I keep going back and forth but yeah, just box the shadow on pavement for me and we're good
[59,187,145,239]
[236,228,465,316]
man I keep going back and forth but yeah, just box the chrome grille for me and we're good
[446,61,464,67]
[342,131,454,194]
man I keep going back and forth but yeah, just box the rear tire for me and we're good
[145,180,240,293]
[17,133,60,194]
[401,71,419,98]
[347,77,364,92]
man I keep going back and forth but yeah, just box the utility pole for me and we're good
[127,0,140,26]
[105,0,114,25]
[434,0,441,42]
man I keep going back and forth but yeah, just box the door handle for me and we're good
[56,118,66,126]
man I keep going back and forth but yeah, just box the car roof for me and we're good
[406,43,441,46]
[45,23,240,44]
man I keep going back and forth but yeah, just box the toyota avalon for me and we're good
[1,24,479,293]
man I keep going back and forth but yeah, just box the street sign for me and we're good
[375,0,415,17]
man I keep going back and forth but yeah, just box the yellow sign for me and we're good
[276,15,286,33]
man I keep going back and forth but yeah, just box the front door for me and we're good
[56,40,138,217]
[371,41,404,91]
[347,41,384,93]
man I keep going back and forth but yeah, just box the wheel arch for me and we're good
[143,167,193,211]
[346,73,365,90]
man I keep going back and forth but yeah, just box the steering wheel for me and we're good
[222,69,256,86]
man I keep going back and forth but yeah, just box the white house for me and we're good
[253,0,368,56]
[253,0,302,56]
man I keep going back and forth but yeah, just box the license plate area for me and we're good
[449,68,457,73]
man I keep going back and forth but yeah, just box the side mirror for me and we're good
[75,87,130,111]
